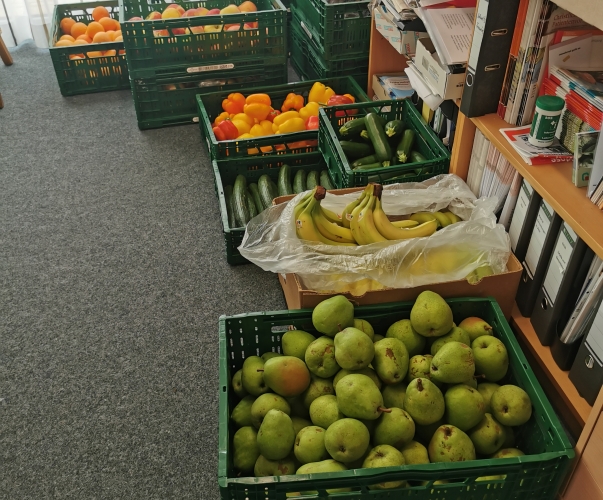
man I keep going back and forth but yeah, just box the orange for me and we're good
[69,54,85,60]
[92,5,110,22]
[73,39,90,45]
[105,30,116,40]
[59,34,75,42]
[86,21,105,39]
[70,22,88,39]
[114,35,123,42]
[98,17,119,32]
[103,49,117,56]
[92,31,111,43]
[87,51,103,58]
[113,30,122,38]
[60,17,76,34]
[55,39,74,47]
[77,34,93,43]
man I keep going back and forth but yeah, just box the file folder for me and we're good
[515,200,562,317]
[507,179,541,263]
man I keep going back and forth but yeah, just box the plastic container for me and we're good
[213,152,326,264]
[49,1,129,96]
[118,0,287,79]
[319,99,450,188]
[218,297,574,499]
[528,95,565,147]
[197,76,369,159]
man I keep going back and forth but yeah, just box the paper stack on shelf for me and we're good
[500,125,574,165]
[499,171,524,229]
[466,129,490,196]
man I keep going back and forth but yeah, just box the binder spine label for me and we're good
[524,201,554,275]
[467,0,489,73]
[585,303,603,366]
[542,223,577,305]
[508,180,531,252]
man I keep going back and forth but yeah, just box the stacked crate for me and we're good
[118,0,288,129]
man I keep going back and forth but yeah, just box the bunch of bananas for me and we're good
[294,184,462,246]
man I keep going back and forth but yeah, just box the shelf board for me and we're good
[471,113,603,260]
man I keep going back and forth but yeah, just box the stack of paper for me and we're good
[466,129,490,196]
[589,131,603,208]
[499,125,574,165]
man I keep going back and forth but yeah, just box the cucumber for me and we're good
[409,150,427,163]
[224,184,237,229]
[320,171,334,190]
[396,129,415,164]
[353,162,382,171]
[352,154,381,168]
[384,120,405,138]
[293,169,307,194]
[248,183,264,214]
[258,174,278,209]
[246,189,258,218]
[339,117,366,137]
[277,164,293,196]
[365,112,392,162]
[339,140,373,159]
[233,175,251,227]
[306,171,320,189]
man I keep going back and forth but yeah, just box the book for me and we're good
[500,125,574,165]
[499,171,523,229]
[573,131,599,188]
[589,131,603,199]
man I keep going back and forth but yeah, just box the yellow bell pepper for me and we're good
[213,111,230,125]
[273,110,299,127]
[308,82,335,104]
[236,133,259,155]
[259,120,274,135]
[244,103,271,121]
[281,92,304,112]
[246,93,271,106]
[231,119,251,136]
[232,112,255,126]
[299,101,320,121]
[278,117,306,134]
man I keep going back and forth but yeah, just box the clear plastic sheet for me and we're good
[239,175,511,293]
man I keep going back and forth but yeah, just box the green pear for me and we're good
[373,334,384,343]
[292,416,312,436]
[302,374,334,409]
[231,395,255,428]
[374,408,415,448]
[472,336,509,382]
[456,376,478,389]
[492,447,524,459]
[336,374,387,420]
[477,383,500,413]
[296,459,348,474]
[334,327,375,370]
[373,338,409,385]
[490,385,532,426]
[382,384,407,409]
[354,318,375,340]
[232,369,247,398]
[257,409,296,460]
[468,413,505,455]
[386,319,426,357]
[334,367,381,393]
[262,352,282,362]
[410,291,454,337]
[430,342,475,384]
[251,393,291,429]
[282,330,316,360]
[431,327,471,356]
[428,425,476,462]
[264,356,311,397]
[312,295,354,337]
[363,445,407,489]
[501,425,515,449]
[444,384,485,431]
[458,317,493,342]
[254,454,297,477]
[404,378,445,425]
[294,426,329,464]
[399,440,430,464]
[324,418,370,463]
[305,336,340,378]
[309,395,344,429]
[288,395,310,418]
[415,419,444,444]
[346,442,373,469]
[233,426,260,472]
[407,355,440,386]
[241,356,269,396]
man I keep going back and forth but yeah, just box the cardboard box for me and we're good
[372,73,414,101]
[374,8,424,56]
[415,37,466,101]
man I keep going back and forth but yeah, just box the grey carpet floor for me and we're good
[1,42,287,499]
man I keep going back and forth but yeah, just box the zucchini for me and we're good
[339,140,373,159]
[339,117,366,137]
[353,162,382,171]
[384,120,405,138]
[293,169,307,194]
[409,150,427,163]
[352,154,381,168]
[233,175,251,227]
[306,171,320,189]
[320,171,334,190]
[365,112,392,162]
[224,184,237,229]
[396,129,415,164]
[258,174,278,209]
[277,164,293,196]
[246,189,258,219]
[248,183,264,214]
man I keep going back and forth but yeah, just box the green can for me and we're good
[528,96,565,147]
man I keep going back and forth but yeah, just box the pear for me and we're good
[296,459,347,474]
[410,291,454,337]
[404,378,445,425]
[230,395,255,427]
[336,374,388,420]
[407,355,440,386]
[431,327,471,355]
[282,330,316,360]
[382,384,407,409]
[257,409,296,460]
[415,419,444,444]
[399,440,430,464]
[302,374,334,409]
[346,443,373,469]
[264,356,311,397]
[374,408,415,448]
[386,319,426,357]
[477,382,501,413]
[501,425,515,449]
[309,395,344,429]
[294,426,329,464]
[354,318,375,340]
[305,337,340,378]
[334,327,375,370]
[254,454,297,477]
[232,369,247,398]
[456,376,478,389]
[430,342,475,384]
[373,338,409,385]
[472,336,509,382]
[373,334,384,343]
[428,425,476,462]
[334,367,381,393]
[251,393,291,428]
[459,317,493,343]
[241,356,269,396]
[233,426,260,472]
[312,295,354,337]
[492,447,524,458]
[468,413,505,455]
[363,445,407,489]
[289,395,310,418]
[324,418,370,463]
[262,352,282,362]
[444,384,485,431]
[490,385,532,426]
[292,416,312,436]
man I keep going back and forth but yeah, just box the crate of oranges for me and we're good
[49,1,130,96]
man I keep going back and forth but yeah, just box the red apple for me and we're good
[207,8,221,15]
[190,26,205,34]
[239,1,257,12]
[167,3,185,14]
[128,16,143,21]
[146,11,162,20]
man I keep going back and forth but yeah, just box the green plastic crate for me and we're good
[289,20,368,91]
[49,2,129,96]
[213,152,326,265]
[197,76,369,160]
[118,0,287,79]
[132,57,287,129]
[291,0,371,60]
[219,297,574,499]
[319,99,451,188]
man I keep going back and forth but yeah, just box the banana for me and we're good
[432,212,452,228]
[373,198,438,240]
[391,219,419,229]
[296,196,356,246]
[320,206,343,225]
[349,190,372,245]
[313,202,356,243]
[293,191,314,221]
[341,188,369,229]
[442,210,461,224]
[357,196,388,244]
[409,212,440,226]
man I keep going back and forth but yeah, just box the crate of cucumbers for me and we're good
[319,99,450,188]
[213,152,335,265]
[219,294,574,499]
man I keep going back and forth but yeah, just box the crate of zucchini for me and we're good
[319,99,450,188]
[214,152,334,264]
